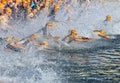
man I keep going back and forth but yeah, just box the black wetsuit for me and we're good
[22,40,30,46]
[48,9,55,17]
[62,35,73,43]
[6,44,21,52]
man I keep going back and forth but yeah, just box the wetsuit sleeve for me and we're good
[62,35,70,41]
[42,27,47,35]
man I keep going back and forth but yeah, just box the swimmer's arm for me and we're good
[17,44,24,49]
[34,43,41,47]
[11,43,24,49]
[62,35,69,41]
[94,31,110,39]
[74,36,93,42]
[52,36,60,40]
[74,38,91,42]
[98,34,110,39]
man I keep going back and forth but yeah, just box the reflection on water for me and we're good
[46,50,120,83]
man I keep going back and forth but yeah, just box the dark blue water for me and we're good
[42,35,120,83]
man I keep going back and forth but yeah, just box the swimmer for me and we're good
[93,29,111,39]
[62,29,93,43]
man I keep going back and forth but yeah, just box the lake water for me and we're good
[0,0,120,83]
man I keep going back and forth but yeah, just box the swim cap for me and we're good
[45,1,49,7]
[0,3,4,8]
[70,29,77,34]
[54,4,59,12]
[54,4,59,9]
[26,0,31,3]
[1,0,6,5]
[106,15,111,21]
[46,22,56,28]
[22,0,27,3]
[5,37,19,43]
[42,41,48,46]
[12,37,19,43]
[31,33,39,39]
[5,7,12,13]
[0,3,4,13]
[5,37,13,43]
[99,29,105,34]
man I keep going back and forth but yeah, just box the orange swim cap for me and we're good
[69,29,77,35]
[5,7,12,13]
[106,15,111,21]
[99,29,105,34]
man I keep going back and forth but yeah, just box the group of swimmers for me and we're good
[1,33,48,52]
[1,28,110,52]
[0,0,113,52]
[0,14,112,52]
[0,30,110,52]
